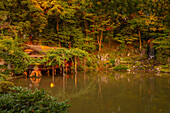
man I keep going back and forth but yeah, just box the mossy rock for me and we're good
[112,64,129,71]
[0,74,8,81]
[154,64,170,73]
[135,61,141,66]
[161,69,170,73]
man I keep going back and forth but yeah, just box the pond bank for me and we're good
[87,51,170,73]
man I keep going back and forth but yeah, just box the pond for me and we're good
[12,71,170,113]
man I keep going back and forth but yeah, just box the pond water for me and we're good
[12,71,170,113]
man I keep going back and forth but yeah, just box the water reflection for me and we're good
[29,77,41,88]
[75,73,77,89]
[50,74,55,88]
[12,71,170,113]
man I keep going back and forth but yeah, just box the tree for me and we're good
[2,0,47,44]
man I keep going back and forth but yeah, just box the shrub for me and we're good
[0,74,14,93]
[112,64,129,71]
[0,81,14,93]
[0,37,30,75]
[0,86,70,113]
[110,59,115,66]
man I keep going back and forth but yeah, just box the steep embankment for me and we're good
[93,40,170,73]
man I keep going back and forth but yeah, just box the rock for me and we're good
[115,58,120,66]
[156,68,161,72]
[127,69,131,72]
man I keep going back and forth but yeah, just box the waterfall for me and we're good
[148,39,155,59]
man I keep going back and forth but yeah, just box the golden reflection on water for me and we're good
[50,82,55,88]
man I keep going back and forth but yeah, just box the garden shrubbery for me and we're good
[0,86,69,113]
[0,74,14,93]
[0,74,69,113]
[112,64,129,71]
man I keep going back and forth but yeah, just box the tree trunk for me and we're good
[98,43,101,52]
[56,19,60,47]
[74,56,77,74]
[98,31,103,52]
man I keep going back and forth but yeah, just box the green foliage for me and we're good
[0,74,14,93]
[0,37,30,74]
[45,48,91,67]
[0,74,8,80]
[0,86,69,113]
[0,81,14,93]
[155,49,170,64]
[112,65,129,71]
[0,10,30,74]
[85,55,98,69]
[110,59,115,66]
[160,64,170,73]
[151,29,170,64]
[154,64,170,73]
[0,0,169,69]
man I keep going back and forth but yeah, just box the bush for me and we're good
[112,64,129,71]
[0,37,30,75]
[110,59,115,66]
[0,86,70,113]
[0,81,14,93]
[156,49,169,64]
[0,74,14,93]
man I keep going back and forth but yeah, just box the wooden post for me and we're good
[66,64,68,74]
[52,66,55,76]
[75,56,77,74]
[60,67,62,74]
[54,68,56,75]
[52,73,54,83]
[47,70,49,76]
[63,64,65,75]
